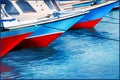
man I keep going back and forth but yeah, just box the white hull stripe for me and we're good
[26,31,65,39]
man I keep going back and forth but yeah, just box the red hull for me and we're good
[14,32,63,50]
[71,18,102,29]
[0,33,32,58]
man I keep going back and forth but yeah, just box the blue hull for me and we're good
[14,14,85,49]
[71,1,118,29]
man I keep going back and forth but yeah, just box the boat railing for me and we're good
[1,4,10,17]
[60,0,117,11]
[54,0,93,11]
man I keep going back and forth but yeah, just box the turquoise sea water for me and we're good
[1,10,119,79]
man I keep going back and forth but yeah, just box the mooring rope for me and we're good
[105,16,120,20]
[100,21,119,24]
[37,15,120,42]
[70,31,119,42]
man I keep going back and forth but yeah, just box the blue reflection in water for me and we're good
[1,10,119,79]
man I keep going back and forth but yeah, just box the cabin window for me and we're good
[1,0,10,4]
[1,9,6,18]
[5,2,20,15]
[44,0,54,10]
[16,0,36,13]
[1,11,4,18]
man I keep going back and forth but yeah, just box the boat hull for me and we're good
[14,32,63,49]
[71,1,118,29]
[1,26,38,58]
[14,14,84,49]
[71,18,102,29]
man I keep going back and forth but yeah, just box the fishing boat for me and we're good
[14,0,118,50]
[0,1,40,58]
[71,0,118,29]
[58,0,118,29]
[1,0,87,52]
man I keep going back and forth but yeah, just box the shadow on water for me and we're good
[1,47,58,79]
[69,28,108,35]
[2,46,58,61]
[2,44,78,79]
[0,62,20,79]
[68,28,119,41]
[28,47,58,60]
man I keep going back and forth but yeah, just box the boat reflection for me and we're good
[0,63,11,73]
[0,62,19,79]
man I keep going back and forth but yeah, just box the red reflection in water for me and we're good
[0,63,19,79]
[0,63,11,73]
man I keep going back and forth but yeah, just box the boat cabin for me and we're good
[1,0,62,30]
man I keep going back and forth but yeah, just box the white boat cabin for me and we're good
[1,0,62,29]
